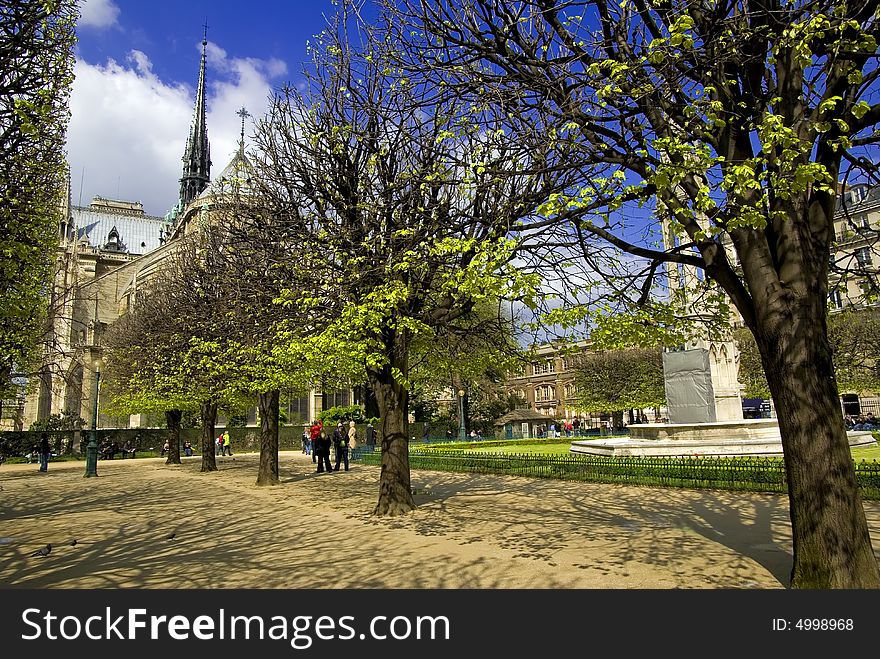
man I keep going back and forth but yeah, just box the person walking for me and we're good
[348,420,358,451]
[183,440,193,457]
[332,422,349,472]
[315,427,332,473]
[222,430,232,456]
[38,433,51,472]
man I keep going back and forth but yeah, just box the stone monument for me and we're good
[570,201,875,456]
[570,344,875,457]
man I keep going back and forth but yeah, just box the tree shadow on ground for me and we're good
[4,453,872,588]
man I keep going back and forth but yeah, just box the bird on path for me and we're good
[31,544,51,557]
[165,532,176,540]
[68,539,77,547]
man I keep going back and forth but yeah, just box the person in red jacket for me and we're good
[309,420,323,464]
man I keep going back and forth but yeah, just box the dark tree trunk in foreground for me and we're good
[164,409,182,465]
[256,389,280,486]
[384,0,880,589]
[370,330,415,516]
[200,400,218,473]
[753,293,880,588]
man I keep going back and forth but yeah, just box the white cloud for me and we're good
[78,0,120,29]
[66,42,286,217]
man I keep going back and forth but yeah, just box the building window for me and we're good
[855,247,872,267]
[533,360,555,375]
[564,383,577,398]
[535,385,555,402]
[829,289,843,309]
[322,389,350,409]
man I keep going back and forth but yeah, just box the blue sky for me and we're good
[69,0,378,217]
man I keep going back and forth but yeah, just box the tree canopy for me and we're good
[573,347,666,413]
[0,1,77,399]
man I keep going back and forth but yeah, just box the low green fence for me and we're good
[352,448,880,500]
[0,427,308,458]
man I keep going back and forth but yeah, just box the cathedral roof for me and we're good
[73,203,168,255]
[194,145,253,203]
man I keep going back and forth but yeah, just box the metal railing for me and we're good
[351,447,880,500]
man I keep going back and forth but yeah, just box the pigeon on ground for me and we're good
[165,532,176,540]
[68,539,77,547]
[31,544,51,557]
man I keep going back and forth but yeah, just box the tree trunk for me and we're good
[200,400,218,473]
[256,389,280,486]
[370,330,415,516]
[164,409,182,465]
[754,300,880,588]
[363,383,380,420]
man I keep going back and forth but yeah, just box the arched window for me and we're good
[535,385,556,402]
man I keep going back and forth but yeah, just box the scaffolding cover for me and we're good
[663,349,716,424]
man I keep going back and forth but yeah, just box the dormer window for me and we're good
[103,226,125,252]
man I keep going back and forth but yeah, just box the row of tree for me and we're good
[6,0,880,587]
[104,0,880,586]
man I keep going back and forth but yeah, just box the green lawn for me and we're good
[852,443,880,461]
[459,438,880,461]
[459,441,573,455]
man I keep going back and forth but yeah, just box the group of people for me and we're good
[536,417,619,438]
[99,440,136,459]
[161,439,195,457]
[845,412,880,430]
[215,430,232,456]
[303,420,359,473]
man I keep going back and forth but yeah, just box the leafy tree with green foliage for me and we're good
[204,179,316,486]
[246,8,564,515]
[737,307,880,398]
[0,1,77,400]
[733,326,772,399]
[29,411,83,432]
[318,405,366,426]
[829,306,880,394]
[409,299,526,433]
[106,186,313,482]
[102,237,245,471]
[390,0,880,588]
[572,348,666,417]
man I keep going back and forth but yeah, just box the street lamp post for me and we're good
[458,388,467,441]
[84,357,103,478]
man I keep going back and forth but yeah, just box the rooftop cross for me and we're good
[236,106,251,150]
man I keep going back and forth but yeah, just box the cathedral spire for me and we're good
[178,26,211,210]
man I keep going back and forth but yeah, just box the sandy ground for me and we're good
[1,451,879,589]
